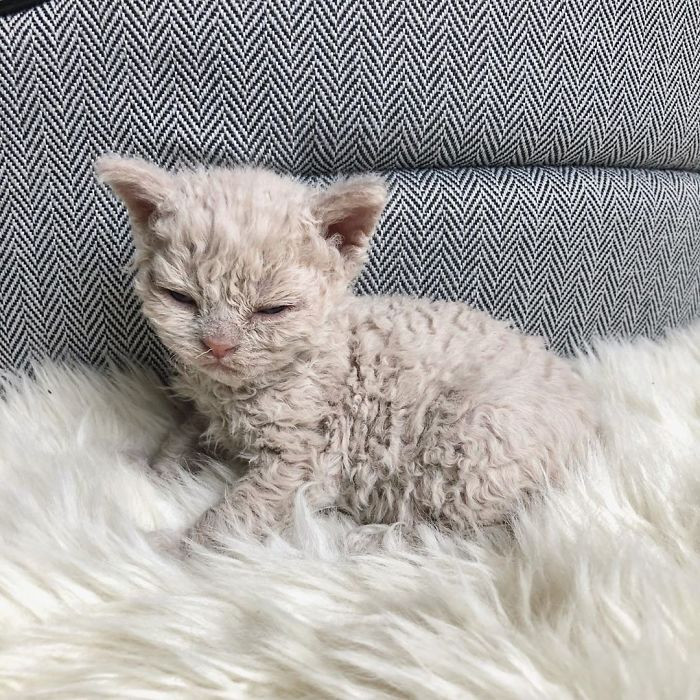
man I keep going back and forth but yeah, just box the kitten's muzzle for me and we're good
[202,336,237,359]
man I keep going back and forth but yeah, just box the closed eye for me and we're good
[256,305,293,316]
[163,288,197,307]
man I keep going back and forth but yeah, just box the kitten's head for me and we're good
[96,156,386,385]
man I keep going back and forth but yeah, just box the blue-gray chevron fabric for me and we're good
[1,0,699,375]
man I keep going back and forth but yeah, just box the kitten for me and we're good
[97,156,596,543]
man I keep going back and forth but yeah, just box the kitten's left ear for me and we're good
[312,175,387,272]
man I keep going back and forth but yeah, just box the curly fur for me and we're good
[96,156,595,539]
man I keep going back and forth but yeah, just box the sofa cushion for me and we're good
[1,0,700,176]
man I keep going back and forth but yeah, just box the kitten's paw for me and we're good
[148,451,207,479]
[117,448,185,480]
[119,449,150,467]
[145,528,190,558]
[184,507,264,551]
[147,455,181,478]
[344,524,393,553]
[344,522,422,553]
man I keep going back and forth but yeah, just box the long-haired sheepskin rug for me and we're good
[1,324,699,699]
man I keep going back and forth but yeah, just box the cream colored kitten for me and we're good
[97,156,595,543]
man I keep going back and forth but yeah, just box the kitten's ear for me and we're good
[312,175,387,271]
[96,155,174,230]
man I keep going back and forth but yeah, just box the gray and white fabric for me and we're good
[2,0,699,375]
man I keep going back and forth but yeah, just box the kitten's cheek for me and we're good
[155,324,197,356]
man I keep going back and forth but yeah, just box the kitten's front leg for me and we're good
[185,455,335,545]
[149,410,210,477]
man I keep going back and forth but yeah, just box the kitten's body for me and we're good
[179,295,591,534]
[98,158,595,541]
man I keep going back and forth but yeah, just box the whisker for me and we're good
[193,348,212,360]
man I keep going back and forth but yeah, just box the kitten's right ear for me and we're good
[96,155,173,229]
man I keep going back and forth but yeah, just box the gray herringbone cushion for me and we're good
[1,0,699,374]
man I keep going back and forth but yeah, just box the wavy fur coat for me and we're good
[97,157,595,541]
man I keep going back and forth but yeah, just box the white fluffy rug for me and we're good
[1,325,699,699]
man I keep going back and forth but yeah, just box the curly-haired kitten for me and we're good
[97,156,595,543]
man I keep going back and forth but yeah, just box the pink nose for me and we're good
[202,337,236,359]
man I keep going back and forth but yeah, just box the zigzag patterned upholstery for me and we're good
[1,0,699,375]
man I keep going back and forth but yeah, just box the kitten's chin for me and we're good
[195,359,245,386]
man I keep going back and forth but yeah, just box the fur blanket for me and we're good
[1,324,699,699]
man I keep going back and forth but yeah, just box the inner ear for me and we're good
[96,155,173,228]
[324,207,379,254]
[314,176,387,258]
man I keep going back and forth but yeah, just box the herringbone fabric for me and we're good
[2,164,699,373]
[3,0,700,174]
[1,0,700,374]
